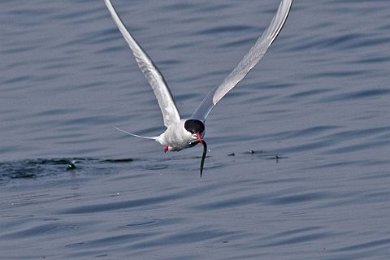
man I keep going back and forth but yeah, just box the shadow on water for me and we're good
[0,158,132,183]
[0,149,284,184]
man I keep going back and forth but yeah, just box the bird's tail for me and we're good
[114,126,158,140]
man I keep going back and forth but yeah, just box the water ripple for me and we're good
[1,0,390,259]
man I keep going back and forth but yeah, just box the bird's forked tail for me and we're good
[114,126,158,140]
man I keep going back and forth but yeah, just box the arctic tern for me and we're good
[104,0,293,176]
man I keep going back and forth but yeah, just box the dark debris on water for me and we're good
[227,149,286,162]
[0,157,136,183]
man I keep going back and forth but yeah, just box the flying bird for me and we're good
[104,0,293,176]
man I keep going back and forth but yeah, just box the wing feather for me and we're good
[192,0,292,120]
[104,0,181,127]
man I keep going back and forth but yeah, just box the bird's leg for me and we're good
[164,145,169,153]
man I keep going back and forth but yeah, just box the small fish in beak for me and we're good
[200,139,207,177]
[194,131,206,177]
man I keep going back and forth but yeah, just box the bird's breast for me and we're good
[157,120,194,151]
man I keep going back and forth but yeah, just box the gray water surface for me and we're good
[1,0,390,259]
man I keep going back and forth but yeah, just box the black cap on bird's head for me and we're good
[184,119,205,135]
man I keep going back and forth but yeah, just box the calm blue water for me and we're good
[1,0,390,259]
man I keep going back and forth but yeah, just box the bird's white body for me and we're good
[156,119,200,152]
[104,0,293,175]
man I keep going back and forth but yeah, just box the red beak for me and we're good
[196,132,203,144]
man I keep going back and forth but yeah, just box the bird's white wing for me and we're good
[104,0,181,128]
[192,0,292,121]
